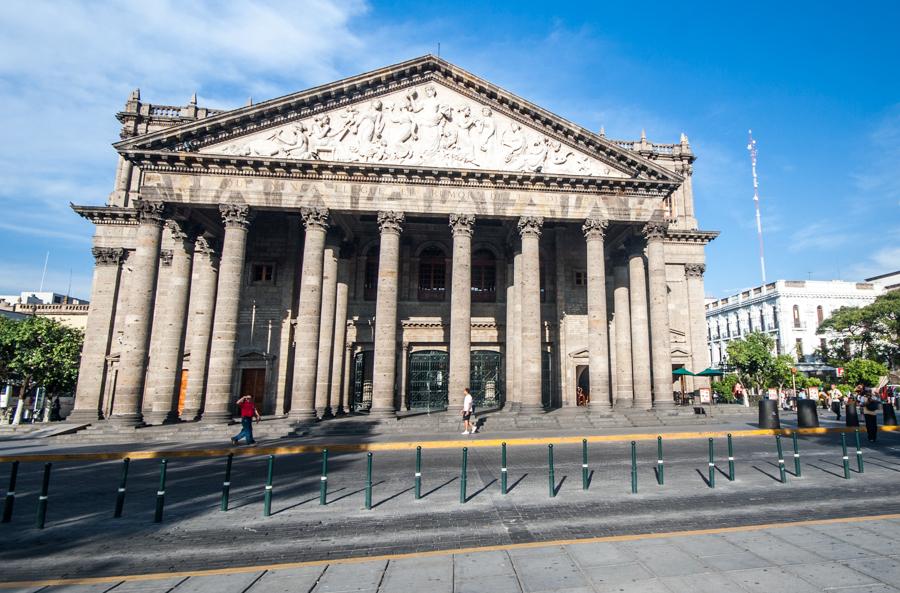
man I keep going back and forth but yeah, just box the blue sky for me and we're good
[1,0,898,299]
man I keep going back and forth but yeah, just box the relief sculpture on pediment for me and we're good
[205,84,627,178]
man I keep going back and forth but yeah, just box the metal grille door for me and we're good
[470,350,502,408]
[350,351,372,412]
[541,350,553,408]
[407,350,449,411]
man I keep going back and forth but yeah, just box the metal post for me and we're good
[548,444,555,498]
[708,438,715,488]
[263,455,274,517]
[792,433,801,478]
[220,453,233,512]
[2,461,19,523]
[365,452,373,510]
[35,463,51,529]
[154,459,167,523]
[775,435,786,484]
[320,449,329,505]
[114,457,130,518]
[630,441,637,494]
[855,429,864,473]
[727,433,735,481]
[460,447,468,504]
[657,436,664,485]
[582,439,589,490]
[500,442,508,495]
[414,446,422,500]
[841,433,851,479]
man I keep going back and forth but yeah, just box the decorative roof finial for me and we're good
[247,96,253,107]
[640,128,647,141]
[680,132,689,144]
[190,92,197,106]
[599,125,606,137]
[129,88,140,101]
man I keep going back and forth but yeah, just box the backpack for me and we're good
[865,398,880,412]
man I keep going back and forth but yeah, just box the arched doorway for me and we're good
[470,350,502,408]
[576,365,590,406]
[407,350,449,411]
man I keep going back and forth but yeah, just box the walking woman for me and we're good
[863,390,880,442]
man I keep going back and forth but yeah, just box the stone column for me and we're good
[517,216,543,411]
[69,247,125,423]
[448,213,474,410]
[329,258,350,415]
[399,342,410,410]
[341,343,353,414]
[109,200,167,426]
[644,221,674,409]
[582,218,611,413]
[504,248,519,410]
[628,240,653,410]
[181,236,219,421]
[145,220,198,424]
[371,211,404,417]
[290,207,330,421]
[202,204,252,423]
[613,258,634,407]
[314,241,339,418]
[685,264,710,391]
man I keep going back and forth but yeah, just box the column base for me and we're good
[334,407,346,416]
[106,413,144,428]
[368,406,397,419]
[516,403,547,415]
[200,411,234,424]
[320,407,334,419]
[588,402,613,417]
[289,409,318,422]
[65,409,101,424]
[179,409,201,422]
[143,410,179,426]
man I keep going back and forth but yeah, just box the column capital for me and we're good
[641,220,668,241]
[159,249,173,267]
[300,206,330,230]
[133,199,167,225]
[91,247,125,266]
[685,263,706,278]
[219,203,252,229]
[449,213,475,237]
[166,219,202,244]
[377,210,405,235]
[517,216,543,238]
[582,217,608,240]
[195,236,221,269]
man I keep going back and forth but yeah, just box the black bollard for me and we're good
[630,441,638,494]
[727,433,735,481]
[708,438,715,489]
[320,449,328,506]
[113,458,130,518]
[365,452,373,510]
[460,448,468,504]
[657,436,664,486]
[35,463,52,529]
[153,459,168,523]
[548,444,555,498]
[2,461,19,523]
[792,433,802,478]
[775,435,786,484]
[414,446,422,500]
[220,453,233,512]
[263,455,275,517]
[582,439,589,491]
[846,403,860,427]
[500,442,508,495]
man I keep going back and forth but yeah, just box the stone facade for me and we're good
[70,56,716,425]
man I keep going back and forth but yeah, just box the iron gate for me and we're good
[350,351,372,412]
[542,350,553,408]
[407,350,448,411]
[470,350,502,408]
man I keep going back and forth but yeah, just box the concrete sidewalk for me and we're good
[4,515,900,592]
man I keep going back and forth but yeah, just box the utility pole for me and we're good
[747,130,767,284]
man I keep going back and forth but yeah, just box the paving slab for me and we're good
[246,567,324,593]
[508,547,590,592]
[380,556,453,593]
[659,572,746,593]
[727,566,821,593]
[168,572,264,593]
[313,561,387,593]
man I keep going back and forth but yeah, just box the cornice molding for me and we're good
[665,229,720,245]
[71,204,138,226]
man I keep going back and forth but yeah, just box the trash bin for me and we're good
[797,399,820,428]
[758,399,780,429]
[845,403,860,427]
[883,403,898,426]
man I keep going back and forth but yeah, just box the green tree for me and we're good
[843,357,888,387]
[818,291,900,368]
[726,332,779,393]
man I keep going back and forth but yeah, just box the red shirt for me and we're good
[239,400,256,418]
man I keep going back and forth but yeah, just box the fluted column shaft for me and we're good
[449,214,474,410]
[203,204,252,423]
[329,259,350,415]
[583,218,611,412]
[69,248,125,423]
[290,207,330,420]
[628,244,653,409]
[686,264,710,392]
[315,242,339,417]
[645,222,674,409]
[613,261,633,406]
[110,200,166,426]
[181,237,219,421]
[371,211,404,417]
[518,216,543,410]
[504,248,520,409]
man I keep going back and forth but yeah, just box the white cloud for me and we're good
[847,246,900,281]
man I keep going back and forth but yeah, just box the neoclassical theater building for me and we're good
[69,56,716,426]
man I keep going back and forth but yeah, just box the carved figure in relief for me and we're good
[501,123,527,164]
[383,101,418,159]
[522,137,549,172]
[354,100,385,146]
[477,107,496,152]
[452,105,478,164]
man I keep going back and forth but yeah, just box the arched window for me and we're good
[364,247,379,301]
[816,305,824,326]
[759,308,766,331]
[471,249,497,302]
[418,246,446,301]
[793,305,801,328]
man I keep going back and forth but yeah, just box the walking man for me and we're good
[461,387,476,435]
[231,394,261,446]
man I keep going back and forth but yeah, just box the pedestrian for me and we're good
[231,394,260,446]
[863,390,880,442]
[461,387,476,435]
[830,384,842,420]
[733,381,747,407]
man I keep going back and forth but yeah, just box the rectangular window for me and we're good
[250,263,275,284]
[574,271,587,286]
[795,338,803,359]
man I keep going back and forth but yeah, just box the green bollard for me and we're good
[220,453,233,512]
[154,459,168,523]
[855,429,864,473]
[263,455,274,517]
[414,446,422,500]
[35,463,51,529]
[460,447,468,504]
[792,433,802,478]
[657,436,664,486]
[708,438,715,489]
[365,452,373,510]
[775,435,786,484]
[500,442,508,495]
[548,444,555,498]
[113,457,130,518]
[630,441,638,494]
[841,433,851,479]
[727,434,735,481]
[2,460,19,523]
[320,449,329,506]
[582,439,589,491]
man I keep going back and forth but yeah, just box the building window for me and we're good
[471,249,497,303]
[773,306,779,329]
[759,309,766,331]
[793,305,801,328]
[816,305,824,326]
[573,271,587,286]
[726,319,731,337]
[819,338,827,354]
[795,338,803,359]
[539,264,547,303]
[418,246,446,302]
[364,248,379,301]
[250,263,275,284]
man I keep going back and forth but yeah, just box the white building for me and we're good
[866,271,900,293]
[0,291,88,306]
[705,280,883,366]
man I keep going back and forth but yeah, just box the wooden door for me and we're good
[240,368,266,409]
[177,370,189,415]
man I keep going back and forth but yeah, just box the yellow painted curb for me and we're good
[0,512,898,589]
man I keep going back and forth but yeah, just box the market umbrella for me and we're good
[695,367,725,377]
[672,368,695,405]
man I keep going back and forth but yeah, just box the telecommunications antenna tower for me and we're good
[747,130,767,284]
